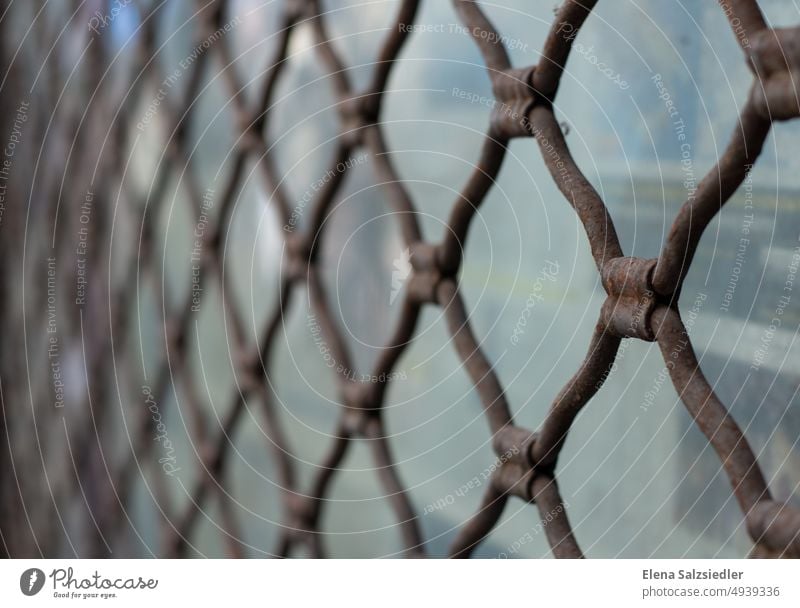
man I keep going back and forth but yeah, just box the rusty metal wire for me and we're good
[2,0,800,559]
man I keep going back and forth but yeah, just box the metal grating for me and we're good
[1,0,799,559]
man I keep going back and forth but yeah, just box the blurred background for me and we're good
[0,0,798,558]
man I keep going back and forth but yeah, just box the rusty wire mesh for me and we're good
[1,0,800,559]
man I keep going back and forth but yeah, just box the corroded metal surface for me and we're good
[4,0,799,559]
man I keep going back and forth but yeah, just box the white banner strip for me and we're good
[1,559,798,607]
